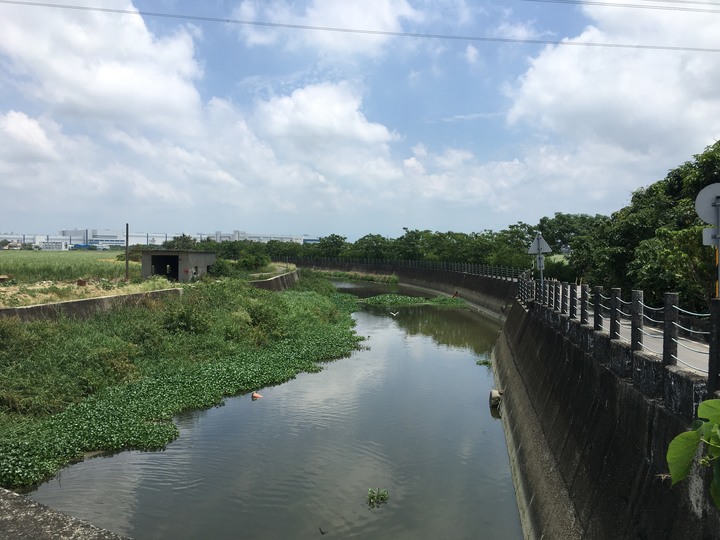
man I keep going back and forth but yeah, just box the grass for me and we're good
[0,276,363,489]
[358,293,466,308]
[0,250,140,282]
[310,269,399,284]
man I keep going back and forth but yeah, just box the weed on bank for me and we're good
[0,277,362,488]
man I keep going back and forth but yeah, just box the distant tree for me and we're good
[537,212,600,253]
[315,234,348,258]
[392,228,432,260]
[162,234,197,250]
[265,240,303,260]
[343,234,393,259]
[486,222,536,268]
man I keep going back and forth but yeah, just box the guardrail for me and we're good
[517,277,720,395]
[287,257,522,280]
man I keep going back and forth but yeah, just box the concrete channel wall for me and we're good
[0,289,183,322]
[249,270,299,291]
[494,300,720,539]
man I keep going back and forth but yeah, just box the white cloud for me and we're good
[234,0,422,56]
[254,81,402,193]
[0,0,203,135]
[464,44,479,64]
[2,0,720,238]
[503,5,720,213]
[0,111,60,163]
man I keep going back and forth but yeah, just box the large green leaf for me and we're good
[698,400,720,424]
[711,460,720,510]
[710,424,720,460]
[667,430,702,485]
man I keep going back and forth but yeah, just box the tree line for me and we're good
[160,141,720,311]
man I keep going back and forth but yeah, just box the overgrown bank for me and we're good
[0,272,362,489]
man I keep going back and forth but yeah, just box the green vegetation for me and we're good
[0,277,363,488]
[358,294,466,308]
[0,250,140,282]
[666,399,720,509]
[367,488,389,509]
[567,141,720,311]
[311,270,399,284]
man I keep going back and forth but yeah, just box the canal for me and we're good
[30,283,522,539]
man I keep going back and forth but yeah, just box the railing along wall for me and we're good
[516,277,720,397]
[289,257,719,404]
[288,257,522,280]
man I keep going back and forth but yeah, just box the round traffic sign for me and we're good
[695,183,720,225]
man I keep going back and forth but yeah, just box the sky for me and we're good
[1,0,720,241]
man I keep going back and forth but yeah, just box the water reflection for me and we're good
[364,304,499,357]
[30,285,521,539]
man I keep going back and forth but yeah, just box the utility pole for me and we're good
[125,223,129,281]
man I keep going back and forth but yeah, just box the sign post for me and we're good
[527,232,552,293]
[695,183,720,298]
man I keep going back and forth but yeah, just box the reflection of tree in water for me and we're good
[364,304,499,355]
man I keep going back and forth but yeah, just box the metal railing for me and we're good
[517,277,720,394]
[289,257,522,280]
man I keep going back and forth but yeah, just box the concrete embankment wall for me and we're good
[250,270,299,291]
[0,288,182,322]
[495,300,720,539]
[0,271,301,321]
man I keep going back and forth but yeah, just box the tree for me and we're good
[537,212,600,253]
[265,240,302,260]
[392,228,432,260]
[343,234,392,259]
[316,234,348,258]
[487,222,536,268]
[628,226,715,310]
[162,234,197,250]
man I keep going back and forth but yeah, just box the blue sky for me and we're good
[1,0,719,240]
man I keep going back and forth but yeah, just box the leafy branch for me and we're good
[666,399,720,509]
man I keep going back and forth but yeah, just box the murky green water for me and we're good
[30,284,521,539]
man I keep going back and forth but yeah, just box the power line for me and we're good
[518,0,720,13]
[1,0,719,53]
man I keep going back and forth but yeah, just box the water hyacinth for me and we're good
[0,277,363,488]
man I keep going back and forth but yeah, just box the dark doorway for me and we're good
[151,255,180,281]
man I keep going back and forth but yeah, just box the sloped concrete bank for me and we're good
[0,289,182,322]
[0,488,131,540]
[249,270,299,291]
[494,300,720,539]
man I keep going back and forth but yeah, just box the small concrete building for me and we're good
[141,250,217,282]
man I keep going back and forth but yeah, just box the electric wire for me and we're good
[516,0,720,14]
[1,0,720,53]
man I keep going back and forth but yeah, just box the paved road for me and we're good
[592,309,710,375]
[533,283,710,375]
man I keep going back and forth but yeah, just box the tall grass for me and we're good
[0,251,140,282]
[0,277,363,488]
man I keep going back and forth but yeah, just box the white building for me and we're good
[1,228,314,249]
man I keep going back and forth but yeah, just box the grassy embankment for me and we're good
[0,262,362,489]
[309,269,399,284]
[0,250,160,308]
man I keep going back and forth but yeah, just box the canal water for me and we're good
[30,284,522,539]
